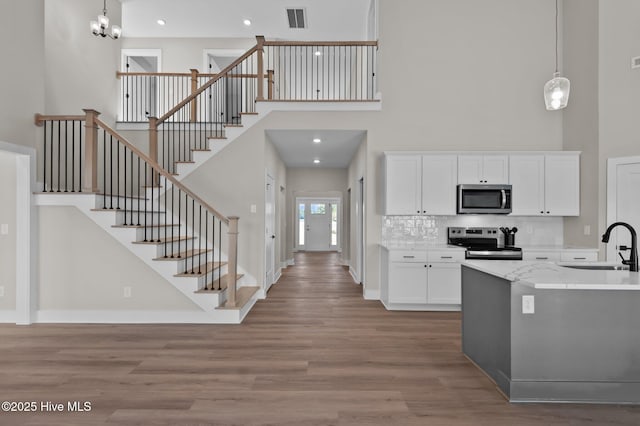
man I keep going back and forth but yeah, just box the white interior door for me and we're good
[305,201,331,251]
[607,159,640,261]
[265,175,276,290]
[356,178,364,284]
[121,49,161,122]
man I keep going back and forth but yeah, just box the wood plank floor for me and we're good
[0,252,638,425]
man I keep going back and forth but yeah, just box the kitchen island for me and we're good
[461,260,640,404]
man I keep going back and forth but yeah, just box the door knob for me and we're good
[271,235,276,239]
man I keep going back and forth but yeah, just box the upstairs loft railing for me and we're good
[116,38,378,124]
[34,110,241,307]
[123,37,378,175]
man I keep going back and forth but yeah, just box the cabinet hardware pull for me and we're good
[574,257,586,260]
[402,256,415,259]
[440,256,453,259]
[535,257,548,260]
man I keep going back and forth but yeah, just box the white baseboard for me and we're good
[274,268,282,283]
[349,266,360,284]
[363,289,380,300]
[287,258,295,266]
[35,309,243,324]
[0,310,17,323]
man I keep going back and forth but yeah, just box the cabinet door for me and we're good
[427,263,461,304]
[458,155,483,184]
[509,155,545,216]
[384,155,422,215]
[422,155,457,215]
[482,155,509,184]
[388,262,428,304]
[545,154,580,216]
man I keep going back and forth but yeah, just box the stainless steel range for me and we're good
[448,227,522,260]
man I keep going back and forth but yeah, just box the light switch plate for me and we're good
[522,295,535,314]
[123,287,132,298]
[0,224,8,235]
[250,204,257,213]
[584,225,591,236]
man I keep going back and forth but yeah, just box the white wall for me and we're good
[0,152,17,312]
[0,0,45,148]
[38,207,198,311]
[597,1,640,249]
[120,38,254,72]
[347,137,367,270]
[44,0,122,122]
[563,0,599,249]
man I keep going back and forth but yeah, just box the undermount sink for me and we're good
[561,264,630,271]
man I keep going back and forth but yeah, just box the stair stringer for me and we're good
[34,193,259,324]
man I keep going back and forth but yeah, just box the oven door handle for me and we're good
[501,189,507,209]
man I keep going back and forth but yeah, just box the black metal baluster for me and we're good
[170,183,175,258]
[137,157,141,226]
[205,211,209,289]
[71,121,75,192]
[198,205,202,274]
[218,220,222,290]
[143,162,148,241]
[109,134,114,209]
[191,199,195,274]
[211,213,215,290]
[64,121,68,192]
[43,120,47,192]
[102,130,106,208]
[150,167,156,242]
[116,137,120,209]
[164,176,168,252]
[56,121,61,192]
[123,146,127,222]
[79,120,83,192]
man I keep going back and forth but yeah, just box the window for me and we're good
[310,204,326,215]
[331,203,338,246]
[298,203,305,246]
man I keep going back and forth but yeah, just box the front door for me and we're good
[297,198,339,252]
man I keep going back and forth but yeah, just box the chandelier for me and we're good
[90,0,122,39]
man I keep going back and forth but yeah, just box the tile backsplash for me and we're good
[382,215,564,247]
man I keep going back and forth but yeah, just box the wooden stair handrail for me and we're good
[116,71,220,78]
[156,44,260,125]
[263,40,378,47]
[94,117,230,225]
[35,113,86,126]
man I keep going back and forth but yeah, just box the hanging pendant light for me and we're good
[544,0,569,110]
[90,0,121,39]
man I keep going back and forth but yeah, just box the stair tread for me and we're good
[217,286,260,310]
[240,112,258,115]
[132,236,194,245]
[175,261,227,277]
[194,273,244,293]
[91,209,166,214]
[112,224,179,229]
[224,124,243,128]
[191,149,211,152]
[153,249,212,261]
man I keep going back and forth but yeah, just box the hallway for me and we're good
[0,252,638,425]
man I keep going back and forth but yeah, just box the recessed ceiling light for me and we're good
[157,19,166,26]
[313,159,320,164]
[313,138,321,143]
[243,19,252,26]
[314,50,322,56]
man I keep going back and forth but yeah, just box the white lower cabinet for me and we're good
[382,248,463,310]
[522,248,598,262]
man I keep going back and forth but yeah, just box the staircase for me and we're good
[33,37,379,324]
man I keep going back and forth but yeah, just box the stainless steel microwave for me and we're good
[457,184,512,214]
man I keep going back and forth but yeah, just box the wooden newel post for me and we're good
[256,35,265,101]
[190,69,199,123]
[267,70,274,100]
[148,116,159,185]
[226,216,240,308]
[82,109,100,193]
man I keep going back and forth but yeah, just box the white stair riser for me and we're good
[111,211,169,226]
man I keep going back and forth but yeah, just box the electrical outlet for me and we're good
[0,286,4,297]
[584,225,591,236]
[123,286,132,298]
[522,295,535,314]
[0,224,8,235]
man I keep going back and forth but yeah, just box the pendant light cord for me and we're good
[103,0,107,16]
[555,0,559,74]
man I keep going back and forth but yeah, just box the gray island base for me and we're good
[461,262,640,404]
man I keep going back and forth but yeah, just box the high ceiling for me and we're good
[120,0,372,40]
[266,130,366,168]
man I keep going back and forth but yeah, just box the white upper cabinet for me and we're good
[458,154,509,184]
[422,155,457,215]
[384,155,422,215]
[384,154,457,215]
[510,153,580,216]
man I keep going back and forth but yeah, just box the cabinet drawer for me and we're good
[427,251,464,262]
[389,251,427,262]
[522,251,561,261]
[560,250,598,262]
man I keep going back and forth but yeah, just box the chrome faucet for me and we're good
[601,222,639,272]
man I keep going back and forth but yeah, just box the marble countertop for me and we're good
[462,260,640,291]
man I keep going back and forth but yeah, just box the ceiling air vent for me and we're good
[632,56,640,69]
[286,8,306,29]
